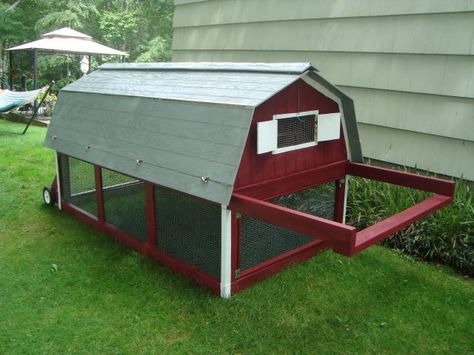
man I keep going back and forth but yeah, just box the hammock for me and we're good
[0,81,54,134]
[0,87,44,113]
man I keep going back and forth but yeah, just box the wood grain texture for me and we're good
[173,12,474,55]
[172,0,474,179]
[174,0,474,27]
[46,91,253,205]
[235,79,347,189]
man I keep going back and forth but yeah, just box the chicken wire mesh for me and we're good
[155,187,221,279]
[238,182,335,271]
[271,182,336,220]
[102,169,147,241]
[60,154,97,216]
[277,114,316,148]
[238,216,314,271]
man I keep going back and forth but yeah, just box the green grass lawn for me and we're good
[0,120,473,354]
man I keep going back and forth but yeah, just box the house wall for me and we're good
[172,0,474,180]
[235,79,346,189]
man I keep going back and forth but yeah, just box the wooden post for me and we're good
[94,166,105,222]
[145,183,157,251]
[334,178,346,223]
[220,206,232,298]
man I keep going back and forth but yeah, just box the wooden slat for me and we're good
[347,162,455,196]
[234,160,347,200]
[173,12,474,55]
[174,0,474,27]
[46,91,254,205]
[353,195,452,254]
[358,124,474,181]
[230,193,357,248]
[47,139,234,206]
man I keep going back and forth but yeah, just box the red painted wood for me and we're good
[347,162,455,196]
[145,183,157,250]
[333,179,346,222]
[348,195,452,255]
[50,176,58,204]
[234,160,347,200]
[231,212,240,282]
[231,240,330,295]
[62,201,220,295]
[230,192,357,249]
[239,239,325,278]
[56,154,65,202]
[235,79,347,190]
[148,248,220,295]
[94,165,105,222]
[62,202,146,253]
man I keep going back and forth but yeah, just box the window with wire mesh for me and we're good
[155,187,221,279]
[102,168,146,241]
[277,114,316,149]
[239,216,314,271]
[271,182,336,220]
[60,154,97,216]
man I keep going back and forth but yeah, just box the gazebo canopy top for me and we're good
[7,27,127,56]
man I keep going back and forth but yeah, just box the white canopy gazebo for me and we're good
[7,27,128,90]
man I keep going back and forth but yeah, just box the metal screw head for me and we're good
[52,135,57,140]
[136,159,143,166]
[85,144,91,150]
[201,176,210,183]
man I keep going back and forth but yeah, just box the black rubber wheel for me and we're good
[43,187,54,206]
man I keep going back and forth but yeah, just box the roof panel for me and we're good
[64,65,303,106]
[100,62,315,74]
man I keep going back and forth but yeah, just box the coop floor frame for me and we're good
[52,154,454,297]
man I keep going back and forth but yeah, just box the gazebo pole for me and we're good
[88,55,91,73]
[33,48,38,111]
[33,48,38,89]
[9,50,13,90]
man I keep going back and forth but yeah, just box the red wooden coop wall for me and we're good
[234,79,348,191]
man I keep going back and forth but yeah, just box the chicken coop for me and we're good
[43,63,454,297]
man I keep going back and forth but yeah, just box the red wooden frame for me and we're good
[230,161,455,258]
[53,154,454,297]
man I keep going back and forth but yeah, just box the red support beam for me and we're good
[232,240,329,295]
[235,160,347,200]
[348,194,452,255]
[94,165,105,222]
[333,178,346,223]
[145,183,157,251]
[231,212,240,282]
[230,192,357,250]
[347,162,455,196]
[62,201,220,295]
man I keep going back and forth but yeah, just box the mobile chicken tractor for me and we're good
[43,63,454,297]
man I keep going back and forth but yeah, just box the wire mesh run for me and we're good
[60,154,97,216]
[102,169,147,241]
[239,216,314,271]
[271,182,336,220]
[155,187,221,279]
[277,114,316,148]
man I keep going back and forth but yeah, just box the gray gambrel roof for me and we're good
[45,62,362,205]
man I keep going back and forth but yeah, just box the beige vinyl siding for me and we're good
[173,0,474,180]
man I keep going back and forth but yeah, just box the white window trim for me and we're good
[272,110,318,155]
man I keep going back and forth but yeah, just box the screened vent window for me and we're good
[257,110,321,154]
[277,114,316,149]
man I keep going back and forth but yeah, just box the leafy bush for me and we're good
[346,175,474,277]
